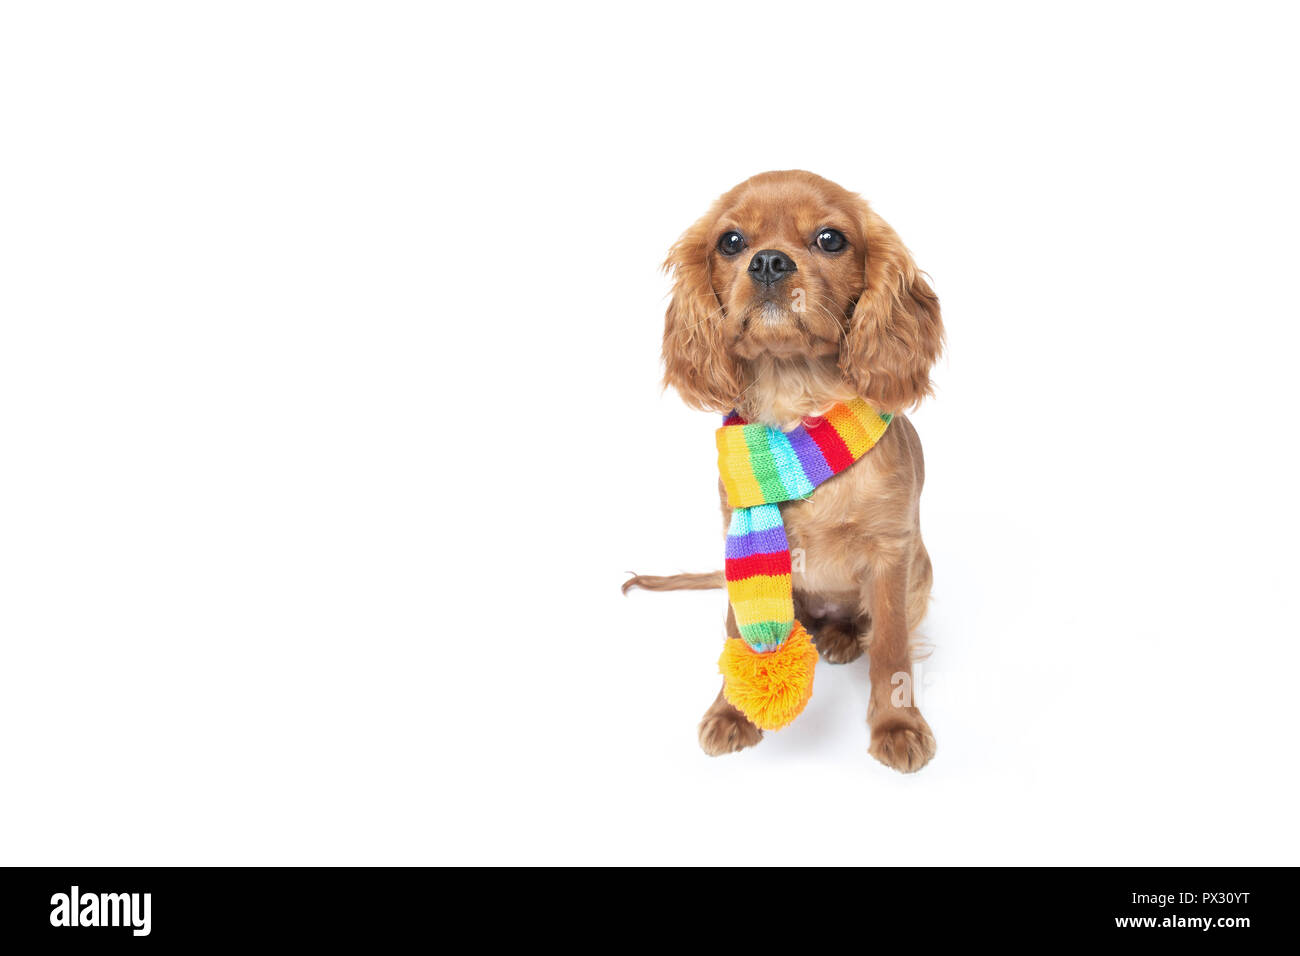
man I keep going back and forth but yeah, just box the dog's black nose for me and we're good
[748,249,797,286]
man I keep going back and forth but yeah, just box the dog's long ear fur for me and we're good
[840,201,944,413]
[662,215,744,412]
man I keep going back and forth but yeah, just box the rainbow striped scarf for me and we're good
[715,399,893,730]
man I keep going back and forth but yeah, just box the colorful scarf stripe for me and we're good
[724,503,792,651]
[718,400,892,511]
[714,399,892,730]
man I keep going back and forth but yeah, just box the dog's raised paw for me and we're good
[868,718,936,773]
[698,709,763,756]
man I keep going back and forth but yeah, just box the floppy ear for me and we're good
[662,217,744,413]
[840,202,944,413]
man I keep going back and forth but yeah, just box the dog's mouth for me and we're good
[740,290,800,330]
[756,300,790,327]
[734,293,841,359]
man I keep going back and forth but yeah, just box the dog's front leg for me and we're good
[697,606,764,756]
[863,553,936,772]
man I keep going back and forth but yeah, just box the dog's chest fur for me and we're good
[730,360,924,615]
[720,416,923,617]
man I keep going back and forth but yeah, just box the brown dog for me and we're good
[628,170,944,772]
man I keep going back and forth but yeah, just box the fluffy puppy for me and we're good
[644,170,944,772]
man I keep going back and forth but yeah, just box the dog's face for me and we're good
[663,170,943,414]
[704,182,865,363]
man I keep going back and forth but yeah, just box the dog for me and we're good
[626,170,944,772]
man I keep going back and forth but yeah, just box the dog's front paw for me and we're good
[698,704,763,756]
[868,714,936,773]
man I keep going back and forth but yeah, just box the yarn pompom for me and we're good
[718,622,817,731]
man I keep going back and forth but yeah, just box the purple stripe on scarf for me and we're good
[786,425,833,487]
[724,524,790,560]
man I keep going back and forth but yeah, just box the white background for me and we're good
[2,1,1298,865]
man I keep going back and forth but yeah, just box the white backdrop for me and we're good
[2,1,1297,865]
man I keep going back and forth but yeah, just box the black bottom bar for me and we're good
[0,866,1284,944]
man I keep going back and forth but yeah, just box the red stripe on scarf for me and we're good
[805,417,855,472]
[725,550,793,581]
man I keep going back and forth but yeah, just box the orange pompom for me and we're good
[718,622,817,731]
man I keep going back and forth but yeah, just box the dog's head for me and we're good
[662,170,943,415]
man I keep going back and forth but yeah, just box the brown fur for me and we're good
[621,571,724,594]
[654,170,944,772]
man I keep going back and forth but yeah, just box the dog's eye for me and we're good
[717,231,746,256]
[815,228,847,253]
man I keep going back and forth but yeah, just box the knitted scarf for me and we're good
[715,398,893,730]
